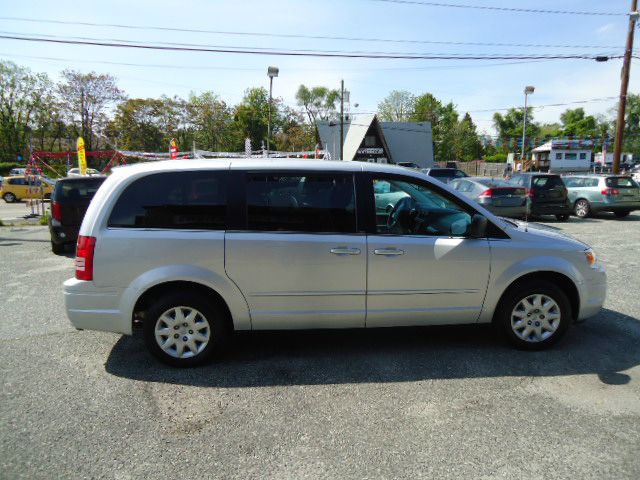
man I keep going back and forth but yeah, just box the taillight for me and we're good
[527,188,536,198]
[51,201,62,221]
[75,236,96,281]
[601,188,620,196]
[478,188,494,198]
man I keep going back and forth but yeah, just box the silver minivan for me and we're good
[64,160,606,366]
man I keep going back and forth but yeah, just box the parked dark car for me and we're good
[506,173,571,221]
[421,168,468,184]
[450,177,529,218]
[49,176,106,254]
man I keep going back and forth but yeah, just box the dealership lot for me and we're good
[1,208,639,479]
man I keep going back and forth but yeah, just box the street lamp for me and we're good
[267,66,279,157]
[521,86,535,169]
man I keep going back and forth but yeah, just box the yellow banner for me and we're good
[77,137,87,175]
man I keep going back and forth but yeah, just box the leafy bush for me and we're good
[0,162,24,176]
[483,153,508,163]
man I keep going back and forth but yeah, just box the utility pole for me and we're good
[613,0,638,174]
[340,79,344,160]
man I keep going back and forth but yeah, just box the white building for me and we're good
[530,140,593,172]
[594,152,634,166]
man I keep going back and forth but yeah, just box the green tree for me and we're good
[233,87,278,150]
[452,113,483,161]
[378,90,415,121]
[107,98,166,151]
[492,108,540,153]
[559,108,598,137]
[0,61,52,161]
[187,91,233,151]
[295,85,340,123]
[57,70,125,150]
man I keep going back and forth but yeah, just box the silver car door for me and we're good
[365,174,491,327]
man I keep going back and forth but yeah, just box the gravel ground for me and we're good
[1,212,639,480]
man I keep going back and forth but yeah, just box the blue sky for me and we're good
[0,0,636,134]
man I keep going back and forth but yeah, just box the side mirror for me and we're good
[468,214,488,239]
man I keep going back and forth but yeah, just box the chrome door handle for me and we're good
[330,247,361,255]
[374,248,405,256]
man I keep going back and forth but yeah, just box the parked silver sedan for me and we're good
[450,177,530,218]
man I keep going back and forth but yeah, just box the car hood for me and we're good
[503,219,589,250]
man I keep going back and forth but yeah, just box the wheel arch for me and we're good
[133,280,234,332]
[493,271,580,322]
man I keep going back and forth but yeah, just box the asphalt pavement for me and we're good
[1,211,639,479]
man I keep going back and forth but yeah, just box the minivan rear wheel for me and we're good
[143,291,229,367]
[496,281,571,350]
[3,192,16,203]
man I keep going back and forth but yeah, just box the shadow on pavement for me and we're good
[105,308,640,388]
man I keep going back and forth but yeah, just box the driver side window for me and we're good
[372,177,472,237]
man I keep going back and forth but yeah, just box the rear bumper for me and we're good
[64,278,130,335]
[486,205,529,218]
[49,221,80,245]
[531,203,571,216]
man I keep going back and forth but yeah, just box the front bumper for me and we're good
[64,278,130,334]
[577,264,607,321]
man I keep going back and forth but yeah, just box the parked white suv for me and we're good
[64,160,606,366]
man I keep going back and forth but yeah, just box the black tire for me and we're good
[614,210,631,218]
[555,214,570,221]
[495,280,571,350]
[51,241,64,255]
[3,192,16,203]
[44,193,51,200]
[573,199,591,218]
[142,291,230,367]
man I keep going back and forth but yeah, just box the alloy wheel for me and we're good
[574,200,590,218]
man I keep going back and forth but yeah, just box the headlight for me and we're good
[584,248,596,267]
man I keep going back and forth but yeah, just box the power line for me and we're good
[350,96,619,116]
[0,34,621,61]
[0,15,623,49]
[369,0,626,16]
[0,52,578,73]
[6,30,618,58]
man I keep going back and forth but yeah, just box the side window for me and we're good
[556,153,562,160]
[108,171,227,229]
[246,173,356,233]
[372,176,472,237]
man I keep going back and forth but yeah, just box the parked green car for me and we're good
[564,175,640,218]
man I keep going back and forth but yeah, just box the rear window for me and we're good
[428,169,455,178]
[606,177,638,188]
[55,179,105,201]
[108,171,227,230]
[532,176,564,189]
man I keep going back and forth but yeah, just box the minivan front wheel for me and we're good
[496,281,571,350]
[3,192,16,203]
[143,292,228,367]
